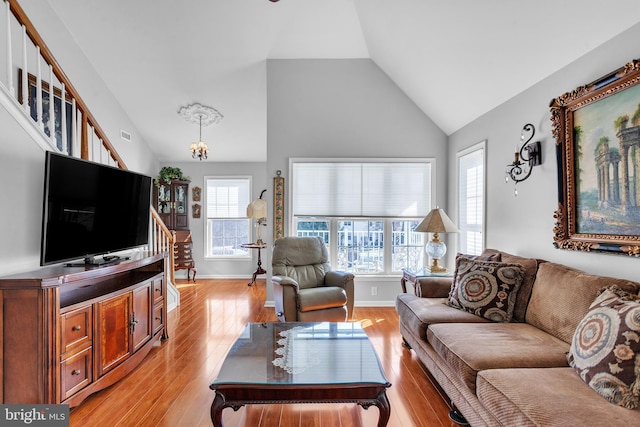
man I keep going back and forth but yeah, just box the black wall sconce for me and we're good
[505,123,542,196]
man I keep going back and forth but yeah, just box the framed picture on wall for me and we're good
[274,171,284,240]
[550,57,640,256]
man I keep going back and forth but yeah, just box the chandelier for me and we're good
[190,115,208,160]
[178,103,224,161]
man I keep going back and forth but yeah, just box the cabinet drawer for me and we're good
[152,278,164,303]
[152,304,164,334]
[61,346,92,399]
[61,306,93,354]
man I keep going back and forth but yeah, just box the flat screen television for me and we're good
[40,151,152,266]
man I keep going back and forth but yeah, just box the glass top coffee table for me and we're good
[210,322,392,426]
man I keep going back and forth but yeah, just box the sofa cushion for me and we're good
[395,294,488,341]
[297,287,347,312]
[477,367,640,426]
[525,262,640,344]
[567,285,640,409]
[448,256,525,322]
[427,322,570,393]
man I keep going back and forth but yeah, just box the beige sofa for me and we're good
[395,249,640,426]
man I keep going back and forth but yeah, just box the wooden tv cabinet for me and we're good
[0,252,168,408]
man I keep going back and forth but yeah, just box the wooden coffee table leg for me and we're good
[210,391,226,427]
[358,390,391,427]
[374,390,391,427]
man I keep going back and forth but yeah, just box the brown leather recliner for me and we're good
[272,236,354,322]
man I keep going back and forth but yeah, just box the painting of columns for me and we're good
[573,82,640,236]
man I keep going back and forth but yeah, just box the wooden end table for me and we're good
[240,243,267,286]
[210,322,391,426]
[401,267,453,296]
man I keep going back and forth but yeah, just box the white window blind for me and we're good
[457,143,485,255]
[292,161,432,217]
[206,178,250,218]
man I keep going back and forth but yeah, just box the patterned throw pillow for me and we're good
[447,255,525,322]
[567,286,640,409]
[456,251,502,262]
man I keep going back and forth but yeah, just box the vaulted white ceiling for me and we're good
[47,0,640,162]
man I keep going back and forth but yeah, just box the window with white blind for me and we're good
[457,142,485,255]
[205,177,251,258]
[291,160,434,274]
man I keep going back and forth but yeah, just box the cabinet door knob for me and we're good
[72,325,82,331]
[155,317,162,321]
[72,369,81,376]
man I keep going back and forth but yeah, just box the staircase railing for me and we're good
[150,207,176,286]
[2,0,124,166]
[1,0,176,280]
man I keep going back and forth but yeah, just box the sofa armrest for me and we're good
[325,270,355,319]
[272,275,299,289]
[272,275,300,321]
[325,270,354,288]
[416,277,453,298]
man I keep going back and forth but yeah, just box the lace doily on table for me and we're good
[272,326,321,374]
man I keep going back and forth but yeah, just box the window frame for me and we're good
[456,141,486,256]
[203,175,252,260]
[289,158,435,275]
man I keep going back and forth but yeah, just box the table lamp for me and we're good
[246,190,267,246]
[414,207,459,273]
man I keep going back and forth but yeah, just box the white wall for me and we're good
[447,22,640,281]
[0,102,47,275]
[266,59,448,305]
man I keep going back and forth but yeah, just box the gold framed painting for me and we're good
[550,58,640,256]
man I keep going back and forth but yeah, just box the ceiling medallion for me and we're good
[178,103,223,126]
[178,103,223,161]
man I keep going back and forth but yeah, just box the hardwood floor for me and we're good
[69,279,455,427]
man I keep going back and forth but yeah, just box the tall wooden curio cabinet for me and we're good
[153,180,196,281]
[154,180,189,230]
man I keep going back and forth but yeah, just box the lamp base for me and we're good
[428,259,447,273]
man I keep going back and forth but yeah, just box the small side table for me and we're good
[241,243,267,286]
[401,267,453,296]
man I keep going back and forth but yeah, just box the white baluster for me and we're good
[60,82,67,155]
[71,98,78,157]
[21,24,27,109]
[5,0,14,96]
[35,46,42,129]
[48,65,55,146]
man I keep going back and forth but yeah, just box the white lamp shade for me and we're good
[247,198,267,218]
[415,207,457,273]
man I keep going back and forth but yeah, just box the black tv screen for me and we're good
[40,151,152,266]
